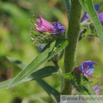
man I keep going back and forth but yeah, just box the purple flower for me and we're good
[79,61,98,78]
[38,46,45,51]
[98,12,103,24]
[52,21,65,34]
[81,4,100,22]
[81,12,90,22]
[93,83,101,94]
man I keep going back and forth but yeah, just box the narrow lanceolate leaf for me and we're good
[64,0,71,20]
[1,58,60,102]
[0,66,57,89]
[7,39,69,88]
[79,0,103,41]
[37,79,60,102]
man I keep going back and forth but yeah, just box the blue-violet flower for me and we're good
[79,61,101,79]
[38,46,45,51]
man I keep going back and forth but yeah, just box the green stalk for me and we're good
[61,0,82,94]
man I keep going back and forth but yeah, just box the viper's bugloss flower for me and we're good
[52,21,65,34]
[30,13,53,32]
[79,61,99,78]
[38,46,45,51]
[98,12,103,24]
[93,83,101,94]
[81,4,100,22]
[30,13,65,34]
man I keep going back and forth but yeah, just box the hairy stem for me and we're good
[61,0,82,94]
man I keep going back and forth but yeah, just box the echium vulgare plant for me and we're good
[0,0,103,103]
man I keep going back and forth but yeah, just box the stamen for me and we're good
[29,19,35,25]
[97,4,103,13]
[83,71,101,79]
[99,90,103,94]
[100,4,103,10]
[33,15,37,21]
[30,27,38,31]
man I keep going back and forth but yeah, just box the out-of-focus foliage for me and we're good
[0,0,103,103]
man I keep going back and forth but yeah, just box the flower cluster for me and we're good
[81,4,103,24]
[30,13,65,49]
[30,13,65,33]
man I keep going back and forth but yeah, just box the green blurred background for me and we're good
[0,0,103,103]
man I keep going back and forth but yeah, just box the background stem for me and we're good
[61,0,82,94]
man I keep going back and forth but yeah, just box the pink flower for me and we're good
[30,13,53,32]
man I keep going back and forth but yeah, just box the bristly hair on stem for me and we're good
[61,0,82,95]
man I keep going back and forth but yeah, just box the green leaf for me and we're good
[0,66,57,89]
[58,50,64,60]
[79,0,103,41]
[7,57,26,69]
[37,79,60,102]
[0,79,12,89]
[84,25,91,36]
[49,40,56,52]
[64,0,71,20]
[7,39,68,88]
[25,66,58,81]
[0,58,60,102]
[33,95,48,103]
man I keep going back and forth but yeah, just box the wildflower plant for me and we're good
[0,0,103,103]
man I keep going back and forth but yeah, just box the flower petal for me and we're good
[80,61,97,77]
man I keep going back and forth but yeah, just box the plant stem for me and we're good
[61,0,82,94]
